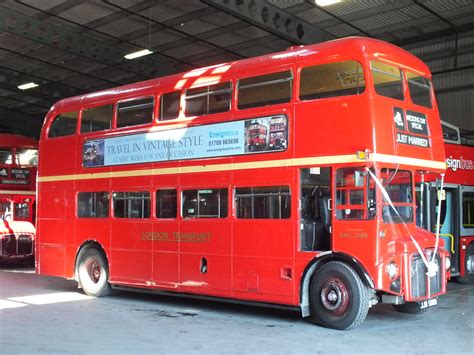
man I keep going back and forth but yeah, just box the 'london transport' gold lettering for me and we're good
[142,231,211,243]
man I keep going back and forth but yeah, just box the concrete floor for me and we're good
[0,264,473,354]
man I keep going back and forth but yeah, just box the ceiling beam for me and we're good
[394,21,474,48]
[0,66,79,103]
[0,6,178,79]
[202,0,334,45]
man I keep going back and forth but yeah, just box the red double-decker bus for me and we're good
[37,37,449,330]
[0,134,37,261]
[246,122,268,151]
[416,121,474,283]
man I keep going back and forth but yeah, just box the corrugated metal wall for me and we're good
[410,33,474,131]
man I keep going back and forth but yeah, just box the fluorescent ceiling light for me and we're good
[124,49,153,60]
[17,82,38,90]
[316,0,341,6]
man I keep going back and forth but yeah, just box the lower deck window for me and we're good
[78,192,110,218]
[235,186,290,219]
[156,189,177,218]
[182,189,228,218]
[113,192,150,218]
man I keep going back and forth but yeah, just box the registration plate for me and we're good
[420,298,438,309]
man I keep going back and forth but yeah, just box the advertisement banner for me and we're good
[83,115,288,167]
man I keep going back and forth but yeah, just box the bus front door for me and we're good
[433,186,460,275]
[300,167,331,251]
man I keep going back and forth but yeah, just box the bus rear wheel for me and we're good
[310,261,370,330]
[457,244,474,284]
[77,247,111,297]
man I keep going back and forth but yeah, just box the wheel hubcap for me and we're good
[320,278,349,315]
[85,258,101,284]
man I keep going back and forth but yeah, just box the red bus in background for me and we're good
[269,116,287,150]
[0,134,37,261]
[246,122,268,151]
[416,121,474,283]
[37,37,449,330]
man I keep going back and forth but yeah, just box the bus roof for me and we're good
[49,37,430,113]
[0,134,37,149]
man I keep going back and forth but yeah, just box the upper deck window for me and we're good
[48,111,78,138]
[81,105,113,133]
[117,97,154,128]
[300,60,365,100]
[160,91,181,121]
[16,148,38,166]
[238,71,292,110]
[441,123,459,142]
[406,71,432,108]
[0,148,12,165]
[371,61,404,101]
[185,82,231,117]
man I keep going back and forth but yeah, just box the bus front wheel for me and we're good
[77,247,111,297]
[457,244,474,284]
[310,261,370,330]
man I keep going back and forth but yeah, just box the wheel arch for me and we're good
[74,240,109,285]
[299,251,375,317]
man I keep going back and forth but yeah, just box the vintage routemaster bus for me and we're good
[37,37,449,330]
[0,134,37,261]
[416,121,474,283]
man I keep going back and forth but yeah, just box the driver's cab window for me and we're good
[335,167,375,220]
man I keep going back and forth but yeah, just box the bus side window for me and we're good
[300,60,365,101]
[77,192,110,218]
[81,105,113,133]
[182,189,228,218]
[117,97,154,128]
[48,111,78,138]
[156,189,177,219]
[160,91,181,121]
[113,192,150,219]
[370,61,404,101]
[238,71,292,110]
[463,192,474,229]
[235,186,290,219]
[185,82,231,117]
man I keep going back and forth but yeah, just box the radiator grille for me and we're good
[410,251,442,298]
[1,233,33,257]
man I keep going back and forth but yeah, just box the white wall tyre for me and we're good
[77,248,111,297]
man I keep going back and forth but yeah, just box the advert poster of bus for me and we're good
[83,115,288,167]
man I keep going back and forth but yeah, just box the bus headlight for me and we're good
[445,256,451,271]
[386,261,399,279]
